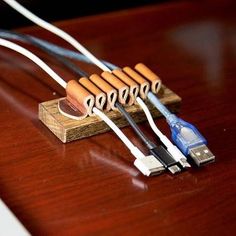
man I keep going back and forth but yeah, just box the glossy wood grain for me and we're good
[0,1,236,235]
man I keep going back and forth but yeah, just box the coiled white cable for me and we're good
[2,0,111,72]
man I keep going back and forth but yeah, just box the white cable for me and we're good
[136,97,165,139]
[0,38,144,162]
[136,97,190,168]
[0,38,134,158]
[0,38,67,88]
[92,107,145,160]
[0,199,30,236]
[3,0,111,72]
[0,38,163,175]
[93,107,165,176]
[2,0,166,174]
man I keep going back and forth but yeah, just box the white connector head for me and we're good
[134,155,165,176]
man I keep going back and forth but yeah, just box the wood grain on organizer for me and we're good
[123,66,150,99]
[135,63,161,93]
[101,71,129,104]
[66,80,94,115]
[112,69,139,105]
[89,74,118,110]
[79,77,106,109]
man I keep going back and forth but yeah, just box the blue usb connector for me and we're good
[148,92,215,166]
[167,114,206,155]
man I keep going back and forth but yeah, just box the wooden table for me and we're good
[0,1,236,235]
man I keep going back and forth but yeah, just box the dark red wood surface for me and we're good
[0,1,236,235]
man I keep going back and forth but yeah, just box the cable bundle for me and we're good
[63,64,162,119]
[0,0,215,177]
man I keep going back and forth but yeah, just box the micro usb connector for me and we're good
[150,146,181,174]
[116,102,181,175]
[136,97,191,169]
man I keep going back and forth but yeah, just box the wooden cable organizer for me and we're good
[39,64,181,143]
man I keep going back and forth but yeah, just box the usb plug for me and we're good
[167,114,215,166]
[134,155,165,176]
[189,144,215,166]
[150,146,182,174]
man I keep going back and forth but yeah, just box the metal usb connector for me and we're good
[189,144,215,166]
[147,93,216,167]
[168,118,216,167]
[150,146,181,174]
[115,102,182,175]
[134,155,165,176]
[131,147,165,176]
[136,97,191,169]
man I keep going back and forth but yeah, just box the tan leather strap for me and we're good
[134,63,162,94]
[112,69,139,105]
[79,77,106,110]
[66,80,95,116]
[123,66,150,99]
[89,74,117,111]
[101,71,129,105]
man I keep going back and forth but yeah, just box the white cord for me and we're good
[2,0,167,174]
[0,37,137,157]
[0,36,143,161]
[0,38,67,88]
[136,97,190,167]
[0,199,30,236]
[136,97,165,139]
[93,107,165,176]
[3,0,111,72]
[92,107,146,160]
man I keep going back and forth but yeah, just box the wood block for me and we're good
[39,85,181,143]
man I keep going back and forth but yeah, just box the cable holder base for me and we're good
[39,85,181,143]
